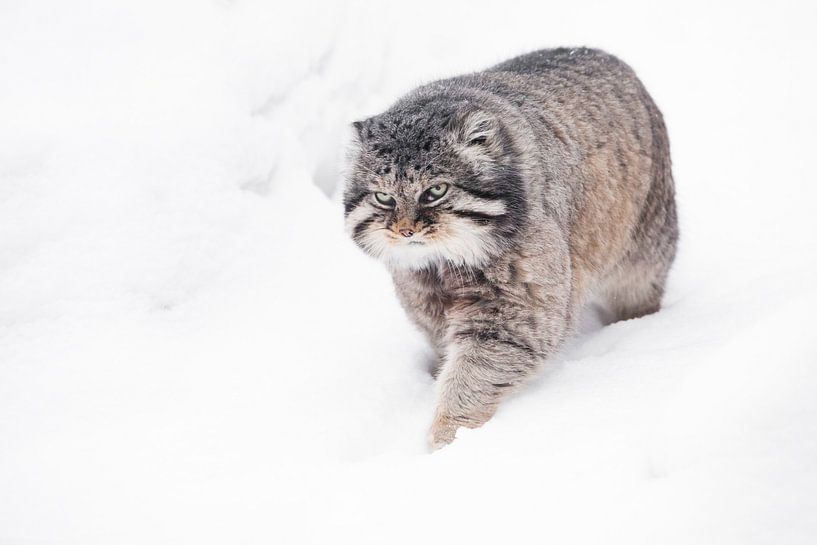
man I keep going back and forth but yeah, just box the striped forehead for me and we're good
[366,145,438,177]
[363,161,435,193]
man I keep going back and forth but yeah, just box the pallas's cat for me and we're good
[343,48,678,448]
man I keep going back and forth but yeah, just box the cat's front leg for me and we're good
[428,308,561,449]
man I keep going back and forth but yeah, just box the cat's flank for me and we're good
[343,48,678,449]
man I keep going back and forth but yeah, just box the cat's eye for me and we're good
[420,183,449,203]
[374,192,396,207]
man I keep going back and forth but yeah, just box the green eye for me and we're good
[421,183,449,203]
[374,192,396,207]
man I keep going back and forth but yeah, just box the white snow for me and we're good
[1,1,816,543]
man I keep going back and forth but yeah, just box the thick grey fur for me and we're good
[343,48,678,448]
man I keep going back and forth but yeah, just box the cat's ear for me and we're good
[348,120,369,155]
[352,120,365,139]
[451,110,503,160]
[351,118,376,144]
[350,120,364,145]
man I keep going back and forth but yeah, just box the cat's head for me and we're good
[343,100,526,270]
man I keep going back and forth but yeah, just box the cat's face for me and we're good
[343,105,525,270]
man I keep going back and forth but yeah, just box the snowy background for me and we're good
[2,1,816,543]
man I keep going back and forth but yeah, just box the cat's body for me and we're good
[343,48,677,448]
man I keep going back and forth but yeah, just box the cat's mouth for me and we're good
[387,232,429,245]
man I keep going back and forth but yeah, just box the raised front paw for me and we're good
[427,415,459,450]
[427,409,494,451]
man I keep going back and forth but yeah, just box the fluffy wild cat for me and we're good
[343,48,678,449]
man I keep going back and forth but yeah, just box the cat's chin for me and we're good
[379,240,493,271]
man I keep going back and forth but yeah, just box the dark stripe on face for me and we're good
[352,216,376,241]
[449,209,506,224]
[452,183,506,202]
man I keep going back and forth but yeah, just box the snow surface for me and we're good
[2,1,816,543]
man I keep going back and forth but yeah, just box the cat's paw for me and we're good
[427,416,459,451]
[427,407,496,450]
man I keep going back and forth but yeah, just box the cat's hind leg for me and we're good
[604,158,678,322]
[601,251,672,322]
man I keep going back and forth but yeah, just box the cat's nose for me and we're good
[394,217,420,238]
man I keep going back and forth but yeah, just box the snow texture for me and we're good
[1,1,816,544]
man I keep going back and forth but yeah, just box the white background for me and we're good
[1,1,816,543]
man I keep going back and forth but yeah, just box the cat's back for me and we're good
[483,47,653,139]
[408,48,634,100]
[487,47,631,79]
[416,48,655,159]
